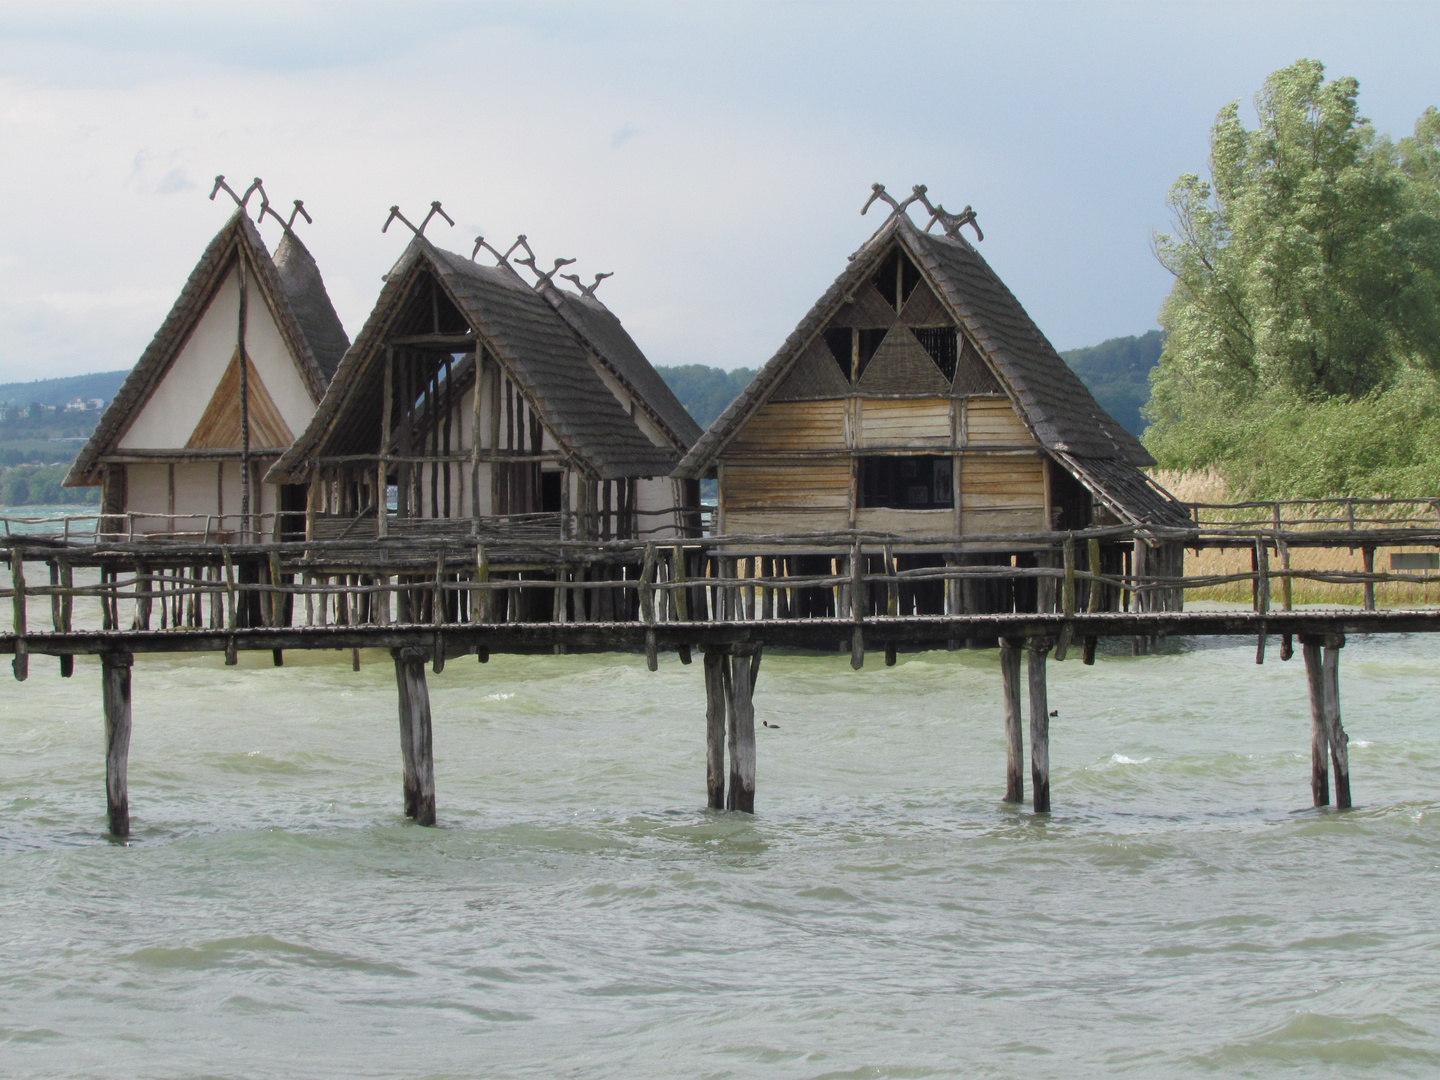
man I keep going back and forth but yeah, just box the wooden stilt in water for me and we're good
[1028,638,1052,813]
[392,646,437,825]
[1301,636,1330,807]
[999,638,1024,803]
[723,646,759,813]
[1323,636,1351,809]
[702,648,726,809]
[102,651,134,838]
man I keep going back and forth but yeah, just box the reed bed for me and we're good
[1151,468,1440,607]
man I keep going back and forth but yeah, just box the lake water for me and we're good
[2,633,1439,1078]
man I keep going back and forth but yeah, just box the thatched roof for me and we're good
[270,238,691,484]
[676,211,1190,528]
[65,210,348,486]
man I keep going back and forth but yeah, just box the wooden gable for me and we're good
[186,351,295,450]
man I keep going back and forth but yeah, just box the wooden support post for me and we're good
[102,651,134,838]
[1362,546,1376,611]
[433,549,446,674]
[850,542,864,670]
[724,647,759,813]
[1083,537,1101,664]
[1254,538,1269,664]
[703,648,726,810]
[393,646,437,826]
[1028,638,1052,813]
[222,545,238,666]
[999,638,1023,803]
[1055,536,1075,661]
[268,550,285,629]
[134,561,152,631]
[1323,636,1351,809]
[11,547,26,682]
[672,546,690,622]
[883,544,897,667]
[475,543,491,623]
[1302,636,1330,807]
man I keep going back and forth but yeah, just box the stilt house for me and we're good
[268,232,702,542]
[64,209,349,540]
[675,187,1190,613]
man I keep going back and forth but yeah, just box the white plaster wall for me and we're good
[635,475,681,538]
[174,462,218,528]
[126,464,168,513]
[119,266,318,449]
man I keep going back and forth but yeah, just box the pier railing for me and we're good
[4,515,1440,664]
[7,512,1437,831]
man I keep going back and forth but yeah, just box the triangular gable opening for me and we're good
[392,268,472,337]
[871,247,924,310]
[856,325,950,394]
[187,350,295,450]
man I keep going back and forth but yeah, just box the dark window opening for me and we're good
[856,328,887,379]
[541,471,563,513]
[859,456,954,510]
[912,327,958,381]
[279,484,308,541]
[872,249,922,311]
[823,327,852,379]
[1047,460,1092,531]
[901,256,921,306]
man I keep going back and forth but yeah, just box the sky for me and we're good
[0,1,1437,383]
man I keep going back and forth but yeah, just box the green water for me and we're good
[2,636,1438,1078]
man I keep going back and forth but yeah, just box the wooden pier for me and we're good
[4,498,1440,835]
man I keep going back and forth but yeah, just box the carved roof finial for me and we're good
[382,201,455,238]
[862,182,983,242]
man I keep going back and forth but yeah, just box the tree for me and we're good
[1146,60,1440,487]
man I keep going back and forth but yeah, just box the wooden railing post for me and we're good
[850,542,865,670]
[222,545,238,666]
[1362,545,1376,611]
[672,545,690,622]
[882,543,898,667]
[433,548,446,673]
[1083,536,1102,664]
[11,546,26,682]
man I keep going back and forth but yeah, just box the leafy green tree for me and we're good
[1146,60,1440,493]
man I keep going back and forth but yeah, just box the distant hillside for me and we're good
[654,365,757,429]
[1060,330,1162,439]
[0,369,129,409]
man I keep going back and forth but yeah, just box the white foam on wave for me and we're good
[1110,754,1152,765]
[484,692,516,701]
[1354,739,1373,748]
